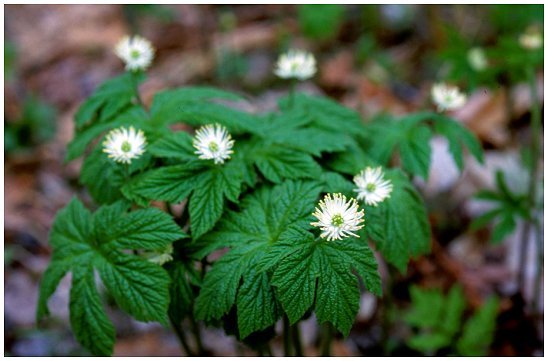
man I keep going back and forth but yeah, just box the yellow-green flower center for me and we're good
[121,141,132,152]
[208,141,219,152]
[331,214,344,227]
[366,183,376,192]
[130,49,140,59]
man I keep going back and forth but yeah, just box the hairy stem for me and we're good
[283,314,293,356]
[517,66,541,294]
[170,317,195,356]
[288,79,297,108]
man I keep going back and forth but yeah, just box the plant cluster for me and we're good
[37,35,485,356]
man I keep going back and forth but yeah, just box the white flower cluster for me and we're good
[353,167,394,206]
[274,49,317,80]
[312,167,393,242]
[102,126,147,164]
[115,35,155,71]
[431,83,467,112]
[192,124,235,164]
[311,193,364,241]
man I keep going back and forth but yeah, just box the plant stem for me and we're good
[170,317,195,356]
[320,323,333,357]
[283,314,293,356]
[517,66,541,294]
[130,70,146,110]
[291,322,304,356]
[189,314,206,355]
[532,219,543,313]
[381,265,395,355]
[288,79,297,108]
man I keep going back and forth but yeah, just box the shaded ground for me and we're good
[4,4,544,356]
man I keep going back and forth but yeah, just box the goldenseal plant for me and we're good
[36,36,484,356]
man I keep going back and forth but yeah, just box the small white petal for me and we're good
[353,167,393,207]
[311,193,365,241]
[274,49,317,80]
[431,83,467,112]
[192,124,234,164]
[102,126,147,164]
[115,35,155,71]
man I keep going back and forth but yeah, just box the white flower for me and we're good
[353,167,393,207]
[144,244,173,266]
[467,47,488,72]
[102,126,146,164]
[115,35,155,71]
[519,31,543,50]
[192,124,234,164]
[431,83,467,112]
[311,193,365,241]
[274,49,317,80]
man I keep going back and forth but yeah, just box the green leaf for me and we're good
[167,263,197,323]
[456,297,499,356]
[80,142,151,205]
[67,106,148,161]
[149,86,245,126]
[122,162,205,205]
[270,237,381,336]
[264,122,352,157]
[432,114,484,170]
[237,267,281,339]
[298,4,345,40]
[36,261,71,321]
[177,102,258,134]
[195,180,323,336]
[75,73,144,130]
[469,208,502,231]
[327,139,380,175]
[441,285,467,337]
[408,333,452,354]
[69,265,116,356]
[148,131,195,160]
[96,253,170,324]
[253,144,321,183]
[399,125,432,180]
[404,286,445,329]
[124,159,244,239]
[365,169,431,272]
[279,93,365,136]
[37,198,184,355]
[189,163,243,238]
[195,243,264,322]
[491,211,517,244]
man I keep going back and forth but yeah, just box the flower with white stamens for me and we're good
[311,193,365,241]
[274,49,317,80]
[353,167,393,207]
[192,124,234,164]
[115,35,155,71]
[102,126,146,164]
[431,83,467,112]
